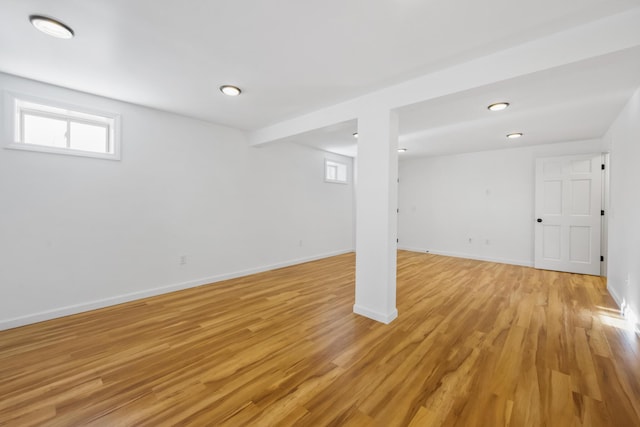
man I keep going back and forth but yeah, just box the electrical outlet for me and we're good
[180,255,187,265]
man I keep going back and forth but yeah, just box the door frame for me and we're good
[601,152,609,277]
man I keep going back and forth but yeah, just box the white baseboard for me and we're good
[606,284,640,335]
[0,248,355,331]
[398,246,533,268]
[607,284,623,308]
[353,304,398,324]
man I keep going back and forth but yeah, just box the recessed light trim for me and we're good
[488,102,510,111]
[352,132,358,138]
[220,85,242,96]
[29,15,74,39]
[506,132,523,139]
[398,148,408,152]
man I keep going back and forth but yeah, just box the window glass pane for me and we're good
[70,122,109,153]
[326,164,338,180]
[326,160,347,182]
[23,114,67,148]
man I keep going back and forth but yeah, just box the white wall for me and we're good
[604,86,640,330]
[0,73,354,330]
[398,139,605,266]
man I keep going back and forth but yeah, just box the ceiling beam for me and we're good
[249,7,640,146]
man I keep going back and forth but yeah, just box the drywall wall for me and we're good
[398,139,605,266]
[603,86,640,330]
[0,73,354,329]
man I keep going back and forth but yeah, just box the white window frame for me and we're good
[3,91,121,160]
[325,158,348,184]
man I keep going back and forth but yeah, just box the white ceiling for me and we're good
[396,47,640,157]
[1,0,640,158]
[279,46,640,158]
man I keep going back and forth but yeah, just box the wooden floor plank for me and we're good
[0,251,638,426]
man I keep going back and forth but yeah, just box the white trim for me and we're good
[398,246,534,267]
[4,142,121,160]
[353,304,398,324]
[3,90,121,161]
[0,248,354,331]
[601,152,610,277]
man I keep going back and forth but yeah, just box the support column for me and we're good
[353,107,399,324]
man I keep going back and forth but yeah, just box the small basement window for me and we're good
[4,92,120,160]
[325,159,348,184]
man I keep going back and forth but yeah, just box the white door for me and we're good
[534,154,602,275]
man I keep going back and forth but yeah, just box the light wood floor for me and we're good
[1,251,639,426]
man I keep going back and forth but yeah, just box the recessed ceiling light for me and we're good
[488,102,510,111]
[220,85,242,96]
[352,132,358,138]
[398,148,408,152]
[29,15,74,39]
[506,132,523,139]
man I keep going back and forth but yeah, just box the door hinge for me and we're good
[601,164,605,170]
[397,208,399,213]
[601,255,604,262]
[396,238,399,243]
[601,210,605,216]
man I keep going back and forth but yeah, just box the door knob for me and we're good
[537,218,543,223]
